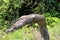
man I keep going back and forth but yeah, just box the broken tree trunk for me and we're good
[6,14,50,40]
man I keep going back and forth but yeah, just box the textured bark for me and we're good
[6,14,50,40]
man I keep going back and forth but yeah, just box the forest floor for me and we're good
[0,22,60,40]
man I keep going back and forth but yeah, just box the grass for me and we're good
[0,25,38,40]
[47,22,60,40]
[0,18,60,40]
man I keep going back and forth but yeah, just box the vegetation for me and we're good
[0,0,60,40]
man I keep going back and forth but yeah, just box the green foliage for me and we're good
[44,0,60,17]
[0,0,60,29]
[0,22,60,40]
[0,26,37,40]
[47,22,60,40]
[43,13,60,27]
[0,0,60,40]
[46,17,60,27]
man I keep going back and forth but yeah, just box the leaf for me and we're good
[3,0,9,3]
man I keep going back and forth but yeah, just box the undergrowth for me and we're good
[0,17,60,40]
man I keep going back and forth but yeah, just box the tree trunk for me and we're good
[6,14,50,40]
